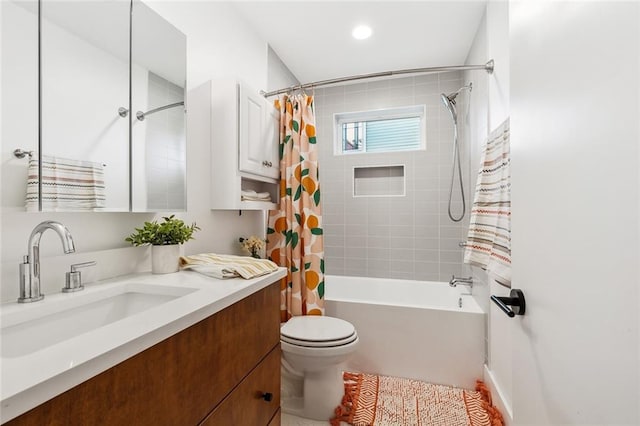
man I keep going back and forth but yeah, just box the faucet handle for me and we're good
[71,261,96,272]
[63,261,96,293]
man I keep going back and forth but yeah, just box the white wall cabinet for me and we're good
[189,79,279,210]
[238,84,279,180]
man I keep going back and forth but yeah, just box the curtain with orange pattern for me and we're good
[267,94,324,322]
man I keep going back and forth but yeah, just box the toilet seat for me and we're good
[281,333,357,348]
[281,316,357,348]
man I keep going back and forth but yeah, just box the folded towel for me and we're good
[179,253,278,279]
[241,195,272,202]
[186,264,240,279]
[241,190,271,202]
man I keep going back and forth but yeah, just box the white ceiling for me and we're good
[232,1,488,84]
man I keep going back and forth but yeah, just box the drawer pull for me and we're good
[261,392,273,402]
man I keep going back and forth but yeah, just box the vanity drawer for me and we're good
[200,346,281,426]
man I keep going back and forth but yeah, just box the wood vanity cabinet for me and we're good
[5,283,281,426]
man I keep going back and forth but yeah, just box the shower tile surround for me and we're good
[315,72,472,281]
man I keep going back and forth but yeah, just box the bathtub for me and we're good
[324,275,485,390]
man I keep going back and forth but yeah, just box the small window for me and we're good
[334,105,426,155]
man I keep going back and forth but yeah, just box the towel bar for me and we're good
[13,149,34,159]
[491,289,525,317]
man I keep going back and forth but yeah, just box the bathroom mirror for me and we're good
[131,0,187,212]
[40,1,130,212]
[37,0,186,212]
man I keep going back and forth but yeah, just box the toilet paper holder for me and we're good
[491,289,526,317]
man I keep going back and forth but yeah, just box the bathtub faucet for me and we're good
[449,275,473,289]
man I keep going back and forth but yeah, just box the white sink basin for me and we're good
[1,283,197,358]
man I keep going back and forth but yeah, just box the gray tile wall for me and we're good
[146,72,186,210]
[315,71,472,282]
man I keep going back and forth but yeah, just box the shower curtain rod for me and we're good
[260,60,494,97]
[135,101,184,121]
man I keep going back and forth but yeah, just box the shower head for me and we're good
[440,83,472,124]
[441,92,458,123]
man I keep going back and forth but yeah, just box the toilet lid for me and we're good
[281,316,356,346]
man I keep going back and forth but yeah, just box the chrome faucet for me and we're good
[18,221,76,303]
[449,275,473,289]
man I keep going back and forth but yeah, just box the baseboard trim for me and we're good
[483,365,513,425]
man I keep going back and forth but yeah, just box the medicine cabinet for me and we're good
[5,0,186,212]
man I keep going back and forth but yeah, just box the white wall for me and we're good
[464,1,512,420]
[510,2,639,424]
[267,46,299,93]
[1,1,38,210]
[0,1,287,302]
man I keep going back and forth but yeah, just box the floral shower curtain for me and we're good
[267,94,324,321]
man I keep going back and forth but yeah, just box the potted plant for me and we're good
[126,215,200,274]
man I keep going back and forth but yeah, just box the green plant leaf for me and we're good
[313,189,321,205]
[309,136,317,144]
[292,120,299,132]
[291,232,299,249]
[311,228,323,235]
[301,168,310,177]
[320,259,325,274]
[318,281,325,299]
[286,187,292,197]
[125,215,199,246]
[294,185,302,201]
[266,227,275,234]
[295,214,302,225]
[305,262,311,270]
[291,265,299,273]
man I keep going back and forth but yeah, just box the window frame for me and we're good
[333,105,427,156]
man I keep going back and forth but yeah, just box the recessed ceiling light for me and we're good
[352,25,372,40]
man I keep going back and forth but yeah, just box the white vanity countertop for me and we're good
[0,268,286,423]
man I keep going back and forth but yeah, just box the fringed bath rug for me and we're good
[331,372,504,426]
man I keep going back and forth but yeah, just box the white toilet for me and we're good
[280,316,359,421]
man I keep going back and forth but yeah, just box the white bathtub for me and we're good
[324,275,485,389]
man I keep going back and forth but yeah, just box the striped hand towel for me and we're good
[179,253,278,279]
[26,155,105,211]
[464,118,511,286]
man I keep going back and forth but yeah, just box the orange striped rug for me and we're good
[331,372,504,426]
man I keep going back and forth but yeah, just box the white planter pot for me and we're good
[151,244,181,274]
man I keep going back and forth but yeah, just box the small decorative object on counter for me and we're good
[239,235,266,259]
[125,215,200,274]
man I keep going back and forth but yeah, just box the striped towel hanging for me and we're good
[26,155,106,211]
[179,253,279,279]
[464,118,511,286]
